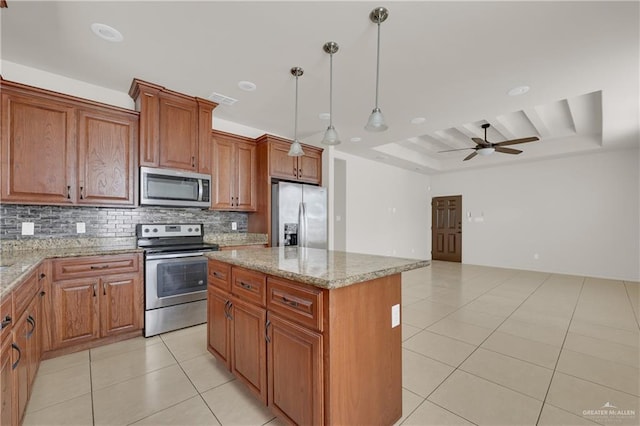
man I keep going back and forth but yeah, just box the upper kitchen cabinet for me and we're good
[258,135,322,185]
[211,130,257,211]
[0,79,139,207]
[129,79,217,173]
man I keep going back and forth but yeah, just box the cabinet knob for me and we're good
[67,185,71,199]
[80,186,84,200]
[298,169,302,177]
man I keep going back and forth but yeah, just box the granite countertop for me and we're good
[206,247,430,289]
[205,233,268,247]
[0,238,141,300]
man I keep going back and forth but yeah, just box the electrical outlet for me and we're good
[21,222,34,236]
[231,222,237,231]
[76,222,86,233]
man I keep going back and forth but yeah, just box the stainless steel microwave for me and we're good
[140,166,211,208]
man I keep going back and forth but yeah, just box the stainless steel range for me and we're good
[136,223,219,337]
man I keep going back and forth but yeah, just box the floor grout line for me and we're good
[534,276,586,426]
[623,281,640,330]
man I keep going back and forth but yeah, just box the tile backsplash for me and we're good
[0,205,248,240]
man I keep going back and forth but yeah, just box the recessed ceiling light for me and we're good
[350,137,362,142]
[91,23,123,42]
[507,85,530,96]
[410,117,426,124]
[238,81,256,91]
[319,112,331,120]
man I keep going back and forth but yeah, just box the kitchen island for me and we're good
[205,247,429,426]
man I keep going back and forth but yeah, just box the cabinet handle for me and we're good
[11,343,21,370]
[93,284,97,297]
[223,300,230,320]
[1,315,11,329]
[239,281,252,290]
[281,296,299,308]
[192,156,196,168]
[39,272,46,280]
[293,167,297,178]
[67,185,71,199]
[213,271,222,279]
[227,301,233,320]
[298,169,302,177]
[26,316,35,338]
[90,265,110,270]
[40,291,46,298]
[265,319,271,343]
[103,282,107,296]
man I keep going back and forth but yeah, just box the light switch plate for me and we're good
[76,222,86,233]
[391,304,400,328]
[21,222,34,236]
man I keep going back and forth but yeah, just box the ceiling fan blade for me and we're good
[438,148,475,153]
[495,147,522,155]
[472,137,488,146]
[463,151,478,161]
[494,137,539,147]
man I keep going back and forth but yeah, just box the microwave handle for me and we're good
[198,179,203,202]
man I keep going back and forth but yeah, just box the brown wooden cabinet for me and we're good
[0,332,13,426]
[12,311,28,426]
[0,79,139,207]
[76,107,137,206]
[211,130,257,211]
[207,286,232,369]
[266,137,322,184]
[129,79,217,173]
[50,254,143,352]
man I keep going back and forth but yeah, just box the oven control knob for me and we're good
[144,228,150,234]
[195,227,200,233]
[188,227,193,233]
[152,228,158,233]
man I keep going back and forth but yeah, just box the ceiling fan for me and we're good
[439,123,539,161]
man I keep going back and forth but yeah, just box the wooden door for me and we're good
[212,135,235,210]
[230,296,267,403]
[207,286,231,369]
[197,98,216,175]
[267,313,323,426]
[432,195,462,262]
[12,313,29,425]
[0,91,76,204]
[100,274,142,337]
[298,149,322,185]
[51,279,99,349]
[158,92,198,171]
[0,337,13,426]
[77,108,137,206]
[269,141,298,181]
[235,141,257,211]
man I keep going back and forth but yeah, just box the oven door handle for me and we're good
[145,252,207,260]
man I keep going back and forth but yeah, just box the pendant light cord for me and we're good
[375,21,381,109]
[329,53,334,127]
[294,75,299,141]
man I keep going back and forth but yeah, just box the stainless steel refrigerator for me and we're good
[271,182,327,248]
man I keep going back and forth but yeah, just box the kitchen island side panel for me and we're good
[326,274,402,425]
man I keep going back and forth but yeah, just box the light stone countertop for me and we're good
[206,247,430,289]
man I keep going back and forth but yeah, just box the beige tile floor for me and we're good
[23,261,639,425]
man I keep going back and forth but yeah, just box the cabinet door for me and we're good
[12,313,29,425]
[267,313,323,426]
[0,337,13,426]
[158,93,198,171]
[268,141,298,181]
[51,279,99,349]
[212,135,235,210]
[235,141,257,211]
[100,274,143,337]
[298,149,322,185]
[0,91,75,204]
[230,296,267,403]
[207,286,231,369]
[26,297,39,388]
[77,108,137,206]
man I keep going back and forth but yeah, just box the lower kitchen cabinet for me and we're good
[267,313,323,425]
[0,334,13,426]
[12,310,30,424]
[50,254,143,352]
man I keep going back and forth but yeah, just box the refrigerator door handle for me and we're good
[298,202,307,247]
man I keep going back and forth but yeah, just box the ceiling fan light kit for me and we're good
[438,123,539,161]
[321,41,341,146]
[288,66,306,157]
[365,6,389,132]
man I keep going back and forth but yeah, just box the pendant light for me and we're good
[288,67,305,157]
[365,6,389,132]
[321,41,341,145]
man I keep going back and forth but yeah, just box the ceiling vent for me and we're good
[208,92,238,106]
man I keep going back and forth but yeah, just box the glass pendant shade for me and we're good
[365,107,388,132]
[322,41,341,146]
[288,140,305,156]
[288,67,305,157]
[321,125,340,145]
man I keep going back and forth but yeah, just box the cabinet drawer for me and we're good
[231,267,266,307]
[267,277,324,332]
[208,260,231,291]
[53,253,139,281]
[0,295,12,342]
[12,269,38,320]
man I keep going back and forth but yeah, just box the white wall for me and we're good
[329,151,431,260]
[431,148,640,281]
